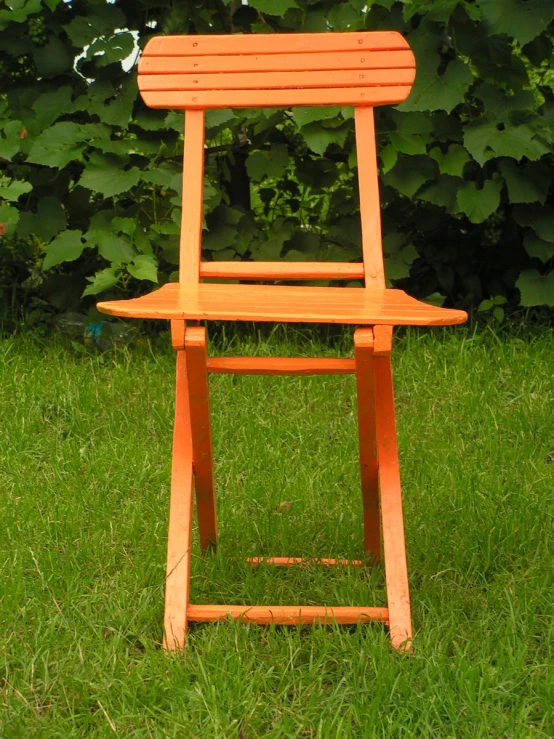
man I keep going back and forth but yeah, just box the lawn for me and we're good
[0,326,553,738]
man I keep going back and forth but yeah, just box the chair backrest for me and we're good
[138,31,415,287]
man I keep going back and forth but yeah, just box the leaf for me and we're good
[301,121,349,156]
[399,58,473,113]
[416,174,462,214]
[480,0,554,47]
[43,230,85,270]
[32,87,76,129]
[0,120,25,161]
[464,120,550,166]
[27,122,86,168]
[383,233,417,281]
[523,232,554,263]
[0,204,19,236]
[498,160,550,205]
[87,32,135,67]
[0,179,32,201]
[246,144,289,181]
[293,107,343,128]
[516,269,554,307]
[248,0,299,15]
[17,197,67,242]
[127,255,158,282]
[205,109,238,130]
[513,205,554,242]
[33,36,73,79]
[79,153,141,198]
[328,2,361,30]
[101,78,138,129]
[382,155,436,198]
[429,144,471,177]
[457,180,502,224]
[379,144,397,174]
[82,267,122,297]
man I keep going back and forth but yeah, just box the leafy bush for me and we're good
[0,0,553,323]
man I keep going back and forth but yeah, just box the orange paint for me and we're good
[96,30,467,652]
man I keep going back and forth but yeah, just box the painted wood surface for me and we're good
[179,110,205,284]
[246,557,364,567]
[141,86,414,109]
[354,328,381,562]
[138,68,415,92]
[374,353,413,651]
[143,31,410,57]
[163,350,194,650]
[199,261,365,281]
[187,604,389,625]
[207,357,356,376]
[184,326,217,552]
[355,108,386,288]
[97,283,468,325]
[140,49,415,75]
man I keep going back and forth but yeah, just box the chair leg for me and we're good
[163,348,194,650]
[373,335,413,651]
[185,326,218,553]
[354,328,381,562]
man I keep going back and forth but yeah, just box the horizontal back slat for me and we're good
[139,68,415,92]
[200,261,365,281]
[143,31,409,57]
[141,85,413,109]
[139,49,415,75]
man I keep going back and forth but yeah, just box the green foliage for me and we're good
[0,0,553,319]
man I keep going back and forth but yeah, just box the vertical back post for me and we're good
[354,107,385,289]
[179,109,205,284]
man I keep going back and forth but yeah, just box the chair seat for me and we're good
[97,283,467,326]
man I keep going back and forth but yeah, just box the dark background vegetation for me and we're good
[0,0,553,331]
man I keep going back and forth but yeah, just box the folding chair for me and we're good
[97,31,467,651]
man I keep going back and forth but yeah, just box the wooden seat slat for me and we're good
[139,50,415,75]
[139,68,415,92]
[143,31,409,57]
[97,283,468,326]
[142,85,413,109]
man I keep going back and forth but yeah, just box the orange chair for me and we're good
[98,31,467,651]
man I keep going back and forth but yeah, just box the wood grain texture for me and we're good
[143,31,410,57]
[374,353,413,651]
[141,85,413,109]
[200,261,365,281]
[207,357,356,376]
[184,326,217,552]
[187,604,389,625]
[163,350,194,650]
[138,68,415,92]
[355,107,386,288]
[179,110,204,283]
[354,328,381,562]
[140,49,415,75]
[246,557,364,567]
[97,283,468,326]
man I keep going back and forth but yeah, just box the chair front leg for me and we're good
[185,326,218,553]
[373,328,413,651]
[354,328,381,562]
[163,336,195,650]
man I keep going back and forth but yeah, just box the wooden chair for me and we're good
[97,31,467,651]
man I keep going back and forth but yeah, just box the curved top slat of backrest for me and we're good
[142,31,409,57]
[138,31,415,109]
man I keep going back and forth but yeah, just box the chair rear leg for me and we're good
[163,347,195,650]
[373,332,413,651]
[354,328,381,562]
[185,326,218,553]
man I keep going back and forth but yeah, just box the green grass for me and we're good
[0,326,553,738]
